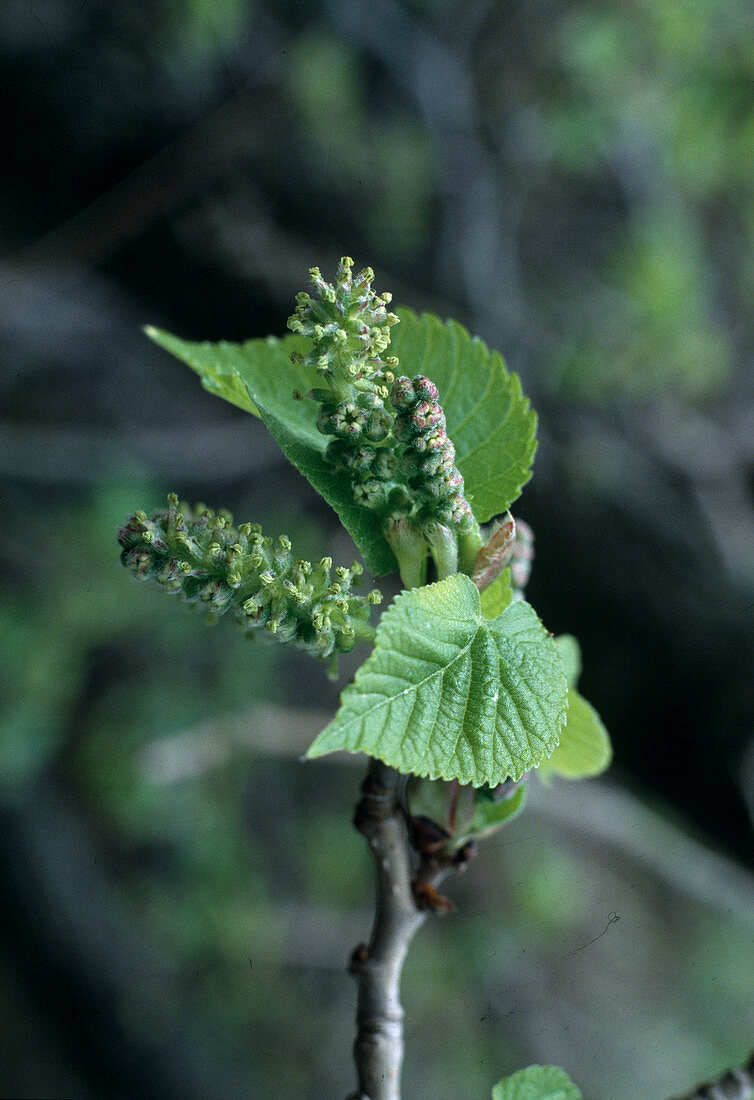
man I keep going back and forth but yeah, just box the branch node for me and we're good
[349,943,371,971]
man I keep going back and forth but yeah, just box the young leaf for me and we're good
[145,326,267,418]
[307,573,567,786]
[144,327,398,576]
[537,635,612,781]
[492,1064,583,1100]
[454,782,528,848]
[391,310,538,521]
[538,689,612,781]
[554,633,582,686]
[145,308,539,575]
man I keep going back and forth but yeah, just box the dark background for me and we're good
[0,2,752,1097]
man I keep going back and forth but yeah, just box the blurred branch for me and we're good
[137,703,335,784]
[139,704,754,927]
[671,1052,754,1100]
[0,778,251,1100]
[6,78,281,270]
[0,420,281,484]
[320,0,530,344]
[529,780,754,928]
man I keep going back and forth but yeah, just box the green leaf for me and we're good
[307,573,567,786]
[479,567,513,619]
[554,634,582,686]
[538,635,611,781]
[146,308,539,573]
[392,309,538,521]
[144,327,398,576]
[538,688,612,781]
[146,326,264,417]
[492,1064,583,1100]
[457,782,528,846]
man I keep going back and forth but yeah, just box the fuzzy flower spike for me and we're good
[119,495,381,663]
[288,259,482,585]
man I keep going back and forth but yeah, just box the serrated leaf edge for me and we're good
[308,577,567,786]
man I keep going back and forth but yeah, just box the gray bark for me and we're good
[347,759,456,1100]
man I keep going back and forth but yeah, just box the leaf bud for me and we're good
[472,514,516,592]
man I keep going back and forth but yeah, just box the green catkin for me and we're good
[288,256,398,437]
[288,259,480,584]
[388,374,475,534]
[118,496,381,659]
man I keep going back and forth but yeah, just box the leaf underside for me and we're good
[147,309,537,575]
[492,1063,583,1100]
[145,327,397,575]
[307,573,567,787]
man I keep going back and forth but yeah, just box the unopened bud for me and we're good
[472,514,516,592]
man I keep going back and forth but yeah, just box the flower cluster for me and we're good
[288,256,398,441]
[118,496,381,660]
[389,374,474,532]
[288,259,482,584]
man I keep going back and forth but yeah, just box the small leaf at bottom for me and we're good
[492,1063,583,1100]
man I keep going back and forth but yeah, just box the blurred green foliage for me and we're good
[1,474,750,1098]
[477,0,753,399]
[286,30,436,262]
[269,0,754,401]
[1,0,752,1096]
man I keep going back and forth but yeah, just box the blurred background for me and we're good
[0,1,752,1097]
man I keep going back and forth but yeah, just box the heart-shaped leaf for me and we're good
[307,573,567,786]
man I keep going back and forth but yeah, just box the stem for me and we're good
[347,759,455,1100]
[385,520,428,590]
[424,522,458,581]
